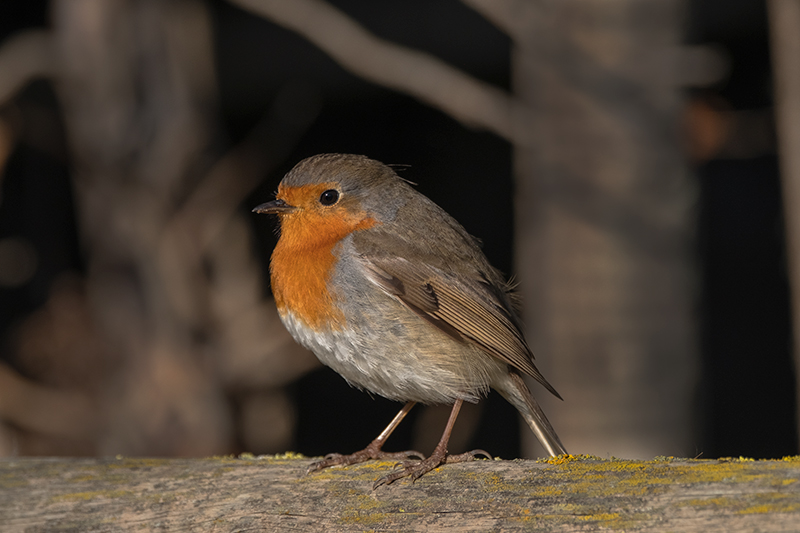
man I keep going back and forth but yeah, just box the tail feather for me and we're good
[499,370,567,457]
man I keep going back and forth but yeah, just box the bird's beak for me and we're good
[252,199,296,214]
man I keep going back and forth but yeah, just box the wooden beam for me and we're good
[2,455,799,531]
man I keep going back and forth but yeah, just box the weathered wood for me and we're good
[1,455,799,531]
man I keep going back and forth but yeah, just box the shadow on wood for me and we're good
[2,455,799,531]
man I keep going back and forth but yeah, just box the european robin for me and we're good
[253,153,566,487]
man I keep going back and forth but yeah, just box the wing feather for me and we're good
[361,255,561,399]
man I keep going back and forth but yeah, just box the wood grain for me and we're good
[2,455,800,531]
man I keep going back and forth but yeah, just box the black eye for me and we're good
[319,189,340,206]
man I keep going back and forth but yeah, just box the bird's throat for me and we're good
[270,212,377,331]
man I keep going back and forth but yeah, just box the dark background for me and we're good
[0,0,795,459]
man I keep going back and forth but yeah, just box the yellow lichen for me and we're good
[539,454,604,466]
[270,451,306,460]
[577,512,621,521]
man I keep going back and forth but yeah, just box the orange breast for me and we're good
[270,187,378,331]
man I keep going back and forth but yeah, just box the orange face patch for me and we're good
[270,183,378,331]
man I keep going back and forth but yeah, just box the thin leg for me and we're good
[375,401,416,443]
[373,399,491,488]
[307,401,423,474]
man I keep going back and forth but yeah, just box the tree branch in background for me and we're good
[0,363,97,442]
[227,0,517,142]
[159,83,321,391]
[460,0,534,39]
[172,82,321,254]
[0,30,53,107]
[0,30,54,195]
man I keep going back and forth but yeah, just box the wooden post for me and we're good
[768,0,800,451]
[512,0,697,459]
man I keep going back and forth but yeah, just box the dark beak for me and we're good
[252,199,296,214]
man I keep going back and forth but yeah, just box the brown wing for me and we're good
[361,255,562,399]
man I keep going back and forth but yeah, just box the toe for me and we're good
[444,449,492,464]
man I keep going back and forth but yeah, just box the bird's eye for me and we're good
[319,189,340,206]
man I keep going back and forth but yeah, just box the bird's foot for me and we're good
[306,440,424,474]
[373,448,492,488]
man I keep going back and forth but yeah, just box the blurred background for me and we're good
[0,0,797,461]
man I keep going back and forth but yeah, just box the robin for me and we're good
[253,153,566,487]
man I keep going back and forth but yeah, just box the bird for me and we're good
[253,153,566,487]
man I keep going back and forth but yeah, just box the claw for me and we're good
[372,448,491,488]
[307,447,424,475]
[445,449,492,463]
[307,402,420,476]
[389,454,425,470]
[405,450,426,460]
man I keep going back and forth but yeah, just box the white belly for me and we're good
[279,309,504,405]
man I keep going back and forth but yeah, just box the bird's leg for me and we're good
[307,401,423,474]
[374,398,491,488]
